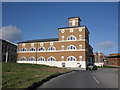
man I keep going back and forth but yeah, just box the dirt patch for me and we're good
[42,67,69,73]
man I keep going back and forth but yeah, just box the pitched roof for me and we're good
[18,38,59,43]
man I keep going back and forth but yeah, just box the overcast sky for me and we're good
[2,2,118,55]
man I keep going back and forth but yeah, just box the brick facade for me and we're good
[17,17,94,69]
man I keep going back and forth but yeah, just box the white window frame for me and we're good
[79,28,82,32]
[67,56,76,61]
[38,56,45,61]
[70,29,73,32]
[47,46,56,51]
[61,29,65,33]
[67,45,77,50]
[72,20,75,26]
[47,56,56,61]
[29,47,36,51]
[40,43,44,46]
[20,48,27,52]
[38,47,46,51]
[28,56,36,61]
[31,43,34,47]
[67,35,77,41]
[79,35,82,40]
[50,42,54,45]
[20,57,26,61]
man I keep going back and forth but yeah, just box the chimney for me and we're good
[68,17,81,27]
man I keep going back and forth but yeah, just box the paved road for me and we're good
[37,68,118,88]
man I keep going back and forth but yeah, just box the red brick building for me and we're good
[17,17,94,69]
[107,53,120,66]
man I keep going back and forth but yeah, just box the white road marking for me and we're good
[93,76,100,84]
[93,73,94,75]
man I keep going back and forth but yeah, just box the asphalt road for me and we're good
[37,68,118,88]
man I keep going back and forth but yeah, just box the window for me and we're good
[29,47,36,51]
[31,43,34,47]
[72,20,75,26]
[47,56,56,61]
[20,57,26,61]
[20,48,27,51]
[79,45,82,49]
[61,45,64,50]
[28,57,36,61]
[62,36,64,41]
[40,43,44,46]
[50,42,54,45]
[48,46,56,51]
[79,35,82,40]
[79,28,82,32]
[70,29,73,32]
[38,56,45,61]
[67,35,76,41]
[67,45,76,50]
[79,56,82,61]
[38,47,46,51]
[67,56,76,61]
[61,29,65,33]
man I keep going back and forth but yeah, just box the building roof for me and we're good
[109,53,120,56]
[18,38,59,43]
[0,39,18,46]
[68,17,81,21]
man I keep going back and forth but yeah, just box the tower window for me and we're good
[79,35,82,40]
[70,29,73,32]
[67,45,76,50]
[67,35,76,41]
[62,36,64,41]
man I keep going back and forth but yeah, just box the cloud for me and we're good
[0,26,22,42]
[95,41,114,50]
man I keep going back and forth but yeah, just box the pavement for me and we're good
[37,68,118,88]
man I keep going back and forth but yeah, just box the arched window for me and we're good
[20,48,27,51]
[67,56,76,61]
[67,45,76,50]
[67,35,76,41]
[48,46,56,51]
[28,56,36,61]
[20,57,26,61]
[38,56,45,61]
[38,47,46,51]
[47,56,56,61]
[29,47,36,51]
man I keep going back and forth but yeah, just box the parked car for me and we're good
[86,63,97,70]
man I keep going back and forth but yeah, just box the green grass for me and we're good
[2,62,70,88]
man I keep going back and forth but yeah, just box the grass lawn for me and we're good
[2,62,70,88]
[97,65,119,68]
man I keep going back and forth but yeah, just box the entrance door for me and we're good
[62,62,65,67]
